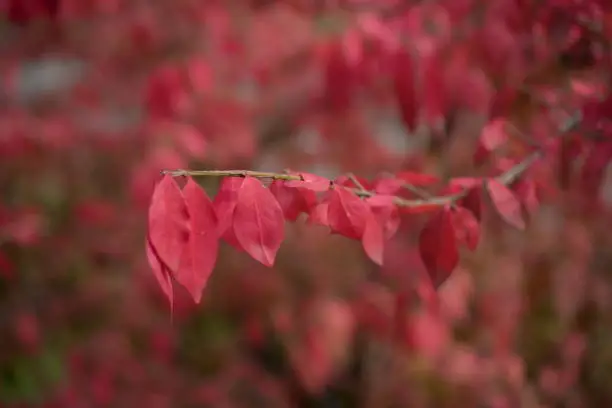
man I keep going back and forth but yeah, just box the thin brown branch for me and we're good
[401,182,434,199]
[347,172,368,193]
[162,151,540,209]
[162,169,302,181]
[162,111,581,209]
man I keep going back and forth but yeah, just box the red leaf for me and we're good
[403,309,450,360]
[365,196,400,239]
[324,39,357,112]
[394,48,417,132]
[173,123,207,159]
[422,53,446,126]
[183,56,212,93]
[327,187,369,239]
[374,172,438,195]
[480,119,508,151]
[146,235,173,307]
[490,86,518,118]
[176,178,219,304]
[513,178,539,217]
[399,203,443,214]
[286,173,331,192]
[147,175,189,275]
[288,298,355,394]
[486,179,525,230]
[474,119,508,164]
[334,174,373,190]
[308,202,330,226]
[145,65,189,118]
[0,251,14,280]
[3,208,43,246]
[233,177,285,266]
[213,177,245,235]
[362,213,385,265]
[270,181,301,221]
[373,177,404,195]
[451,206,480,251]
[365,194,397,207]
[459,186,483,220]
[395,171,439,186]
[270,180,316,221]
[448,177,480,190]
[419,206,458,287]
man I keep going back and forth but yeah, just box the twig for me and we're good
[401,182,434,199]
[162,169,302,181]
[347,173,368,193]
[162,152,540,209]
[163,111,581,210]
[496,151,541,185]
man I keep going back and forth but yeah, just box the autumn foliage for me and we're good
[4,0,612,407]
[148,158,536,304]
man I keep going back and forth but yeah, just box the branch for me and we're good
[162,152,538,209]
[162,112,582,209]
[162,169,301,181]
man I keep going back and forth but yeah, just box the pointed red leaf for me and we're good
[286,173,331,192]
[233,177,285,266]
[147,175,189,275]
[308,202,330,227]
[146,235,173,307]
[213,177,245,235]
[327,187,369,239]
[373,177,404,195]
[419,206,458,287]
[213,177,246,251]
[270,180,301,221]
[362,212,385,265]
[365,194,397,207]
[451,206,479,251]
[365,196,400,239]
[394,48,417,132]
[177,178,219,303]
[459,185,483,220]
[270,180,317,221]
[486,179,525,230]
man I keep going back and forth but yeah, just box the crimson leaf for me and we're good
[233,177,285,266]
[419,206,458,287]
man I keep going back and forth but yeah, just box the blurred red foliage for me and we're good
[2,0,612,407]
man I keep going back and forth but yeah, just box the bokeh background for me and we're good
[2,1,612,407]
